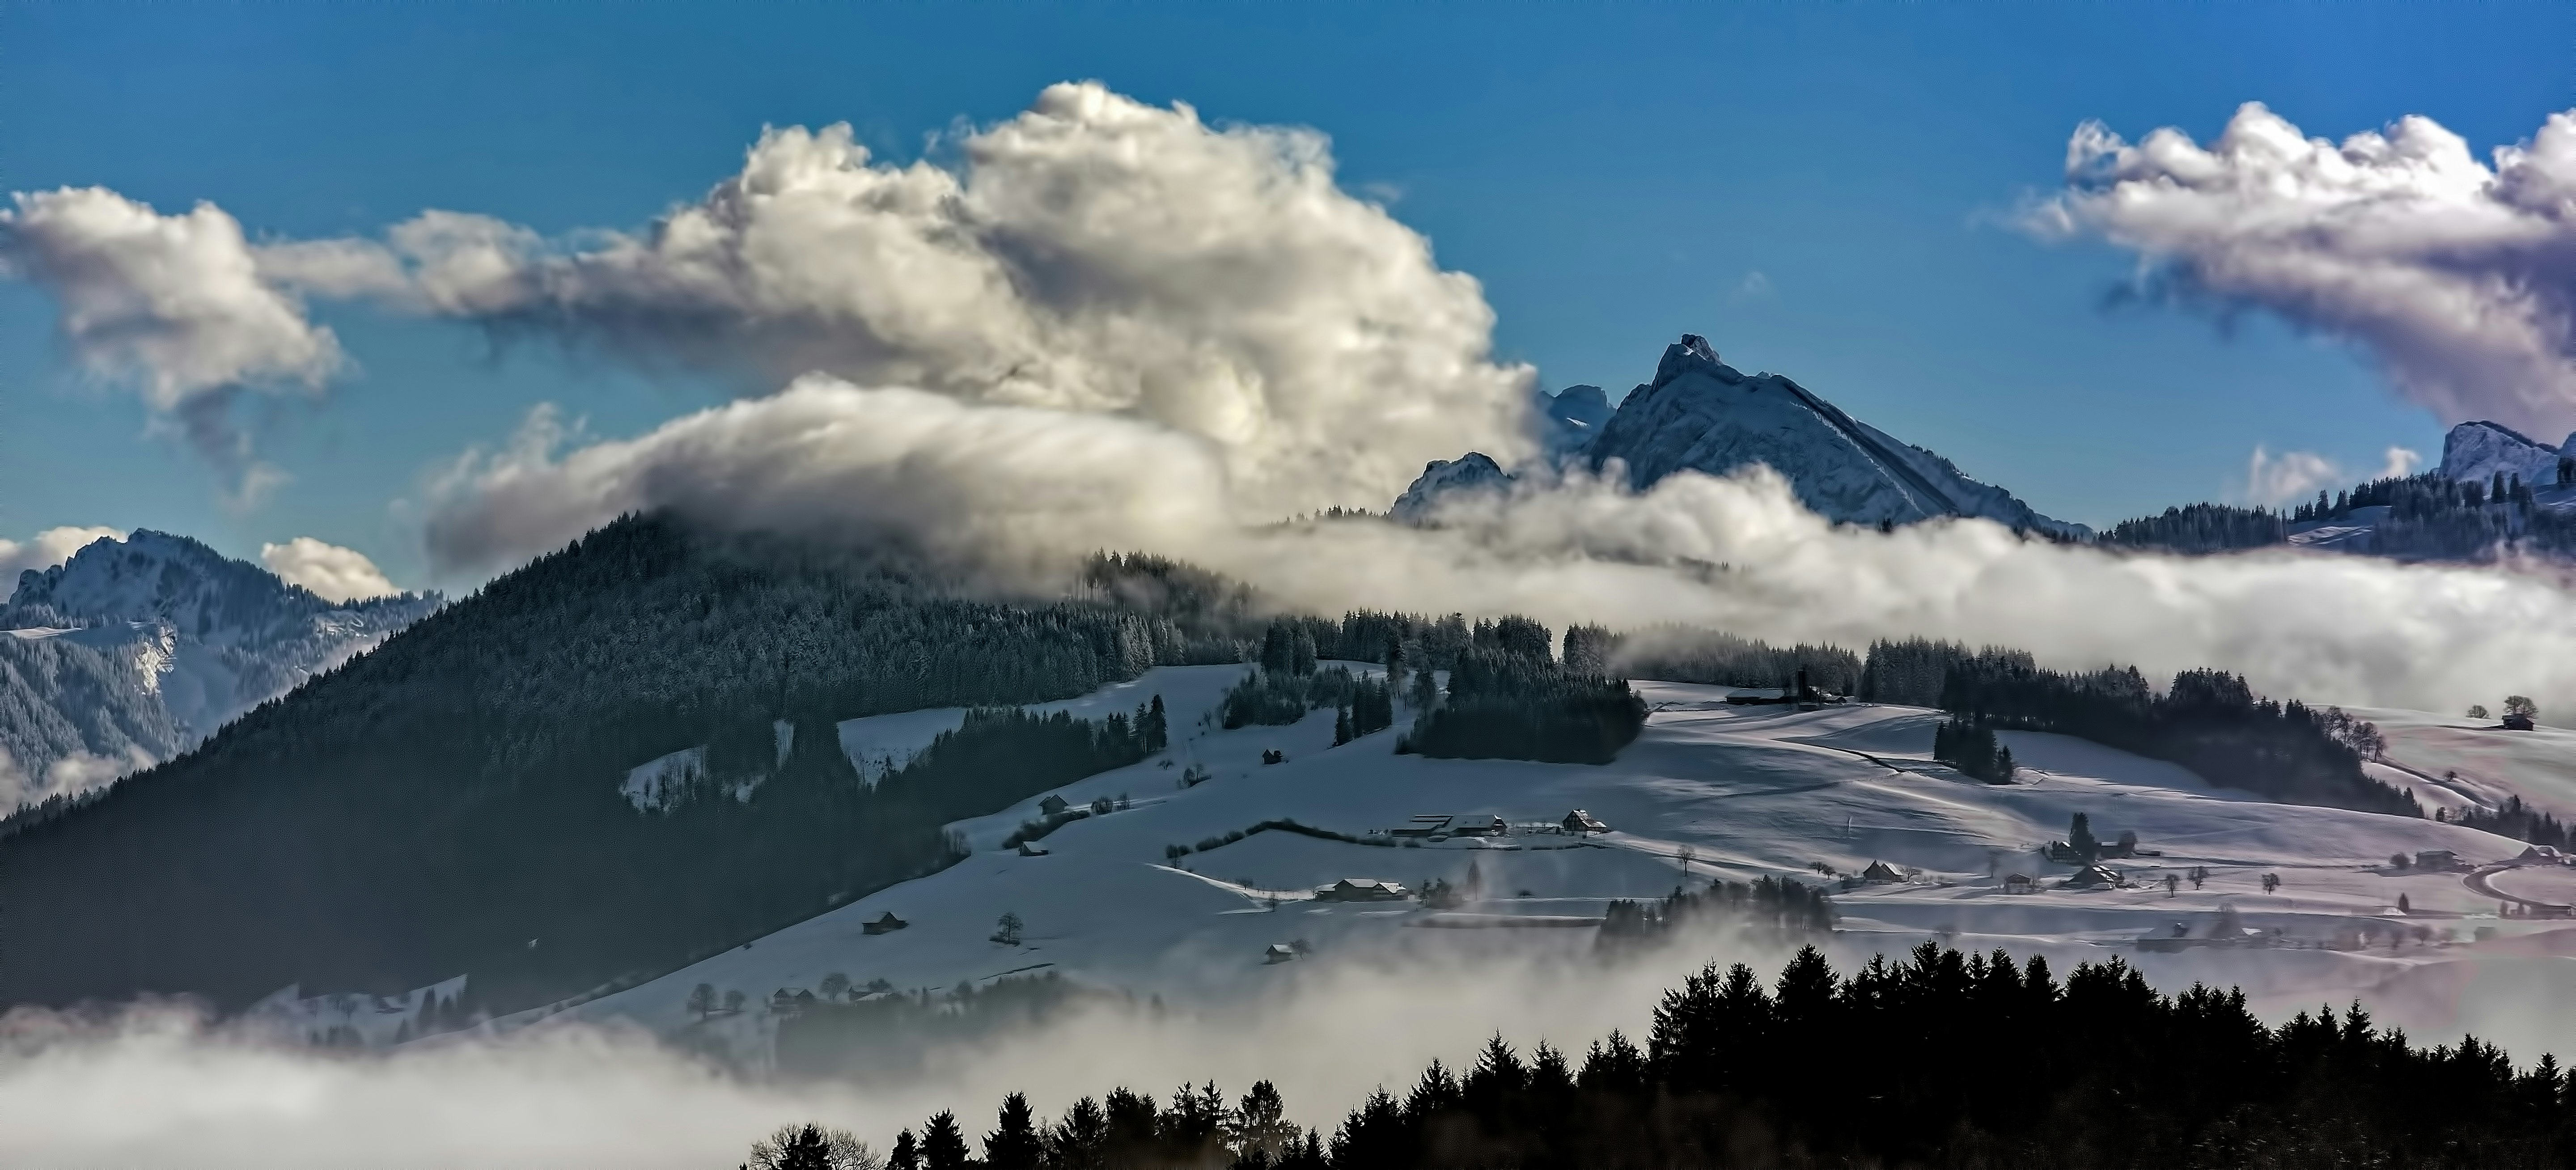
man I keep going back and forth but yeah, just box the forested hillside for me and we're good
[0,517,1245,1014]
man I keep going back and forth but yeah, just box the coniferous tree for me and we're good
[919,1111,970,1170]
[982,1092,1043,1170]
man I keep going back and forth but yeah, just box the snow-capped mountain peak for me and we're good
[1584,335,2087,537]
[2437,421,2567,489]
[1,531,442,799]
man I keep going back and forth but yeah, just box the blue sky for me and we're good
[5,2,2570,589]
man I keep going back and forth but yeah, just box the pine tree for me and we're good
[1334,706,1352,746]
[983,1092,1044,1170]
[887,1129,920,1170]
[921,1111,971,1170]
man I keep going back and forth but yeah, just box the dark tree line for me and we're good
[771,942,2576,1169]
[1400,622,1646,764]
[1931,717,2016,783]
[1938,656,2418,816]
[2444,793,2573,848]
[2097,501,2287,554]
[2095,467,2576,564]
[0,516,1240,1014]
[1856,638,2035,707]
[1599,875,1834,944]
[1593,624,1861,695]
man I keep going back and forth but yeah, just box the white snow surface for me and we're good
[508,665,2573,1066]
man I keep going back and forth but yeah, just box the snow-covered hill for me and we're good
[477,664,2563,1071]
[0,531,440,802]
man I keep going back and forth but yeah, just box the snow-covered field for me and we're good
[472,665,2576,1068]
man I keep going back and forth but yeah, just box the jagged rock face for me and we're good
[1391,452,1514,522]
[0,532,440,793]
[2438,421,2566,489]
[1585,336,2086,536]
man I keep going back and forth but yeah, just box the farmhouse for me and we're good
[862,911,909,935]
[1316,878,1411,903]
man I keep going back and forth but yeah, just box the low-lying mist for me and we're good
[424,375,2576,723]
[8,920,2571,1168]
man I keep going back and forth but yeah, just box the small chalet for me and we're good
[2416,850,2460,872]
[1451,815,1509,838]
[1263,943,1299,964]
[2522,845,2566,864]
[769,988,817,1016]
[863,911,910,936]
[1017,841,1051,857]
[1316,878,1411,903]
[1562,809,1610,835]
[2002,873,2036,894]
[2505,712,2537,731]
[1860,861,1905,884]
[1038,794,1071,816]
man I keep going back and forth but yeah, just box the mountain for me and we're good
[0,519,1248,1014]
[1398,335,2085,536]
[2437,420,2571,489]
[1533,384,1615,454]
[1588,336,2086,535]
[0,531,440,801]
[1390,452,1514,522]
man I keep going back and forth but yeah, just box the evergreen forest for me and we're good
[758,943,2576,1169]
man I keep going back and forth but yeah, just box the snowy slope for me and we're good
[1585,336,2087,537]
[492,667,2556,1065]
[0,530,440,794]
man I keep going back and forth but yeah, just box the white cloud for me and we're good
[259,83,1535,517]
[2244,445,2343,507]
[0,526,122,589]
[2241,443,2425,508]
[2029,103,2576,437]
[0,189,340,492]
[259,537,402,602]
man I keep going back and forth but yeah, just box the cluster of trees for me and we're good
[887,703,1166,816]
[1936,655,2418,816]
[1931,717,2016,783]
[766,943,2576,1168]
[1854,638,2034,707]
[1599,875,1834,945]
[0,516,1240,1014]
[2097,502,2287,554]
[776,973,1101,1082]
[2442,793,2573,848]
[1400,624,1646,764]
[1589,625,1861,694]
[2092,465,2576,564]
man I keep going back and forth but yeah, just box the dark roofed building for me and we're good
[863,911,909,935]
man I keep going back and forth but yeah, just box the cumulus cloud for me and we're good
[0,526,121,587]
[2244,445,2342,507]
[271,82,1532,517]
[0,189,339,492]
[2029,103,2576,436]
[2243,444,2424,507]
[258,537,402,602]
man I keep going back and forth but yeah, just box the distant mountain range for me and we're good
[1401,335,2089,538]
[0,531,439,804]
